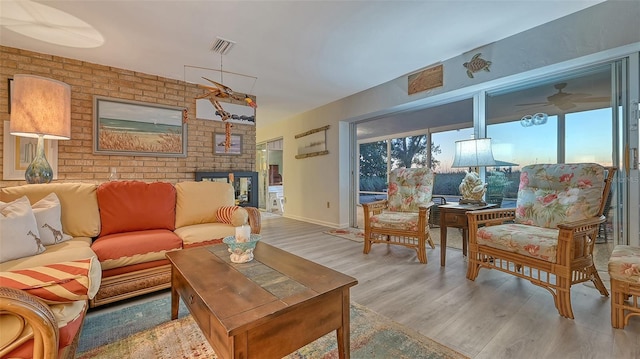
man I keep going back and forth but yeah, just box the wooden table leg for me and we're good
[170,270,179,320]
[462,228,468,257]
[336,290,351,359]
[440,219,447,266]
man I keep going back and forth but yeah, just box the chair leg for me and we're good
[556,277,575,319]
[417,235,427,264]
[587,265,610,296]
[466,252,481,280]
[363,232,372,254]
[611,278,625,328]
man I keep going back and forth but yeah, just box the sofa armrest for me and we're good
[244,207,261,234]
[0,287,59,359]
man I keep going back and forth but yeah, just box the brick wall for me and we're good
[0,46,255,186]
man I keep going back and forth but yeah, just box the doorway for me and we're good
[256,138,284,214]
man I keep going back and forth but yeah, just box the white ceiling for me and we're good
[0,0,604,129]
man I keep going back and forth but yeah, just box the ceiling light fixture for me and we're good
[0,0,104,48]
[520,112,548,127]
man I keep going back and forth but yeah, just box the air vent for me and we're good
[211,37,236,55]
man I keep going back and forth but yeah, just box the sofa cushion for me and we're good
[0,183,100,238]
[91,229,182,271]
[0,196,45,263]
[477,223,559,263]
[370,211,421,231]
[515,163,604,229]
[174,181,235,228]
[174,223,236,247]
[0,238,101,299]
[608,245,640,283]
[31,193,72,245]
[0,258,96,304]
[97,181,176,237]
[216,206,249,226]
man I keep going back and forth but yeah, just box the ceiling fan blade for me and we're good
[516,102,548,106]
[574,96,610,103]
[556,101,576,111]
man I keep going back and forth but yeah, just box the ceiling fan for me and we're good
[517,82,610,111]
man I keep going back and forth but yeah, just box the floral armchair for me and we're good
[362,167,435,264]
[466,163,616,319]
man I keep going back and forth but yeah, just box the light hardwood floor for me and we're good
[259,215,640,358]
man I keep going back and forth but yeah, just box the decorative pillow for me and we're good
[0,258,94,304]
[0,196,45,263]
[31,192,72,245]
[216,206,248,226]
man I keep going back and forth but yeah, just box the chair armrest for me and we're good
[556,215,606,231]
[244,207,261,234]
[418,201,436,210]
[361,200,388,214]
[466,207,517,227]
[0,287,59,359]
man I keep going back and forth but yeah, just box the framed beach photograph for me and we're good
[214,133,242,155]
[93,96,187,157]
[3,121,58,180]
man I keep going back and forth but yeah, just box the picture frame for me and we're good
[7,77,13,114]
[214,133,242,155]
[3,121,58,180]
[93,96,187,157]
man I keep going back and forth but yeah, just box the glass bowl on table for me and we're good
[222,234,261,263]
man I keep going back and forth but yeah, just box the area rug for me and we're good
[77,295,467,359]
[324,228,365,242]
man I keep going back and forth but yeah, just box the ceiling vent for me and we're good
[211,37,236,55]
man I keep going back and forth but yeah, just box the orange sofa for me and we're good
[0,180,260,359]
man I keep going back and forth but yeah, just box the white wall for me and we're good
[257,1,640,228]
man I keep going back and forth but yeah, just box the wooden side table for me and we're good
[439,202,497,266]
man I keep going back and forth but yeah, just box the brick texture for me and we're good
[0,46,255,186]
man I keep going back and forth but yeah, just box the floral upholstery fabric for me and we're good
[370,212,421,231]
[608,245,640,284]
[477,223,559,263]
[515,163,604,229]
[386,168,434,213]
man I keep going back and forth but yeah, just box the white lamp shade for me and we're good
[10,74,71,140]
[452,138,497,168]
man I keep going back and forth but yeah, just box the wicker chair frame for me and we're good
[362,201,435,264]
[611,277,640,328]
[466,166,616,319]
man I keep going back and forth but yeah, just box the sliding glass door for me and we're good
[485,60,634,244]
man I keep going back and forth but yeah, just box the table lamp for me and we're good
[10,74,71,184]
[451,138,496,205]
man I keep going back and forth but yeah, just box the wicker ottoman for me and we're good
[608,245,640,328]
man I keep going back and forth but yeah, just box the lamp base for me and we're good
[25,135,53,184]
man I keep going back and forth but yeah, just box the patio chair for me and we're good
[362,167,436,264]
[466,163,616,319]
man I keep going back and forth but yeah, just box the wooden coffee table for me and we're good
[166,242,358,359]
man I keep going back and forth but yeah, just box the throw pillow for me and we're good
[0,258,94,304]
[216,206,238,224]
[0,196,45,263]
[31,192,72,245]
[216,206,249,226]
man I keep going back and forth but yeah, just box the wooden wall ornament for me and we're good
[195,77,256,152]
[408,64,443,95]
[295,125,329,159]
